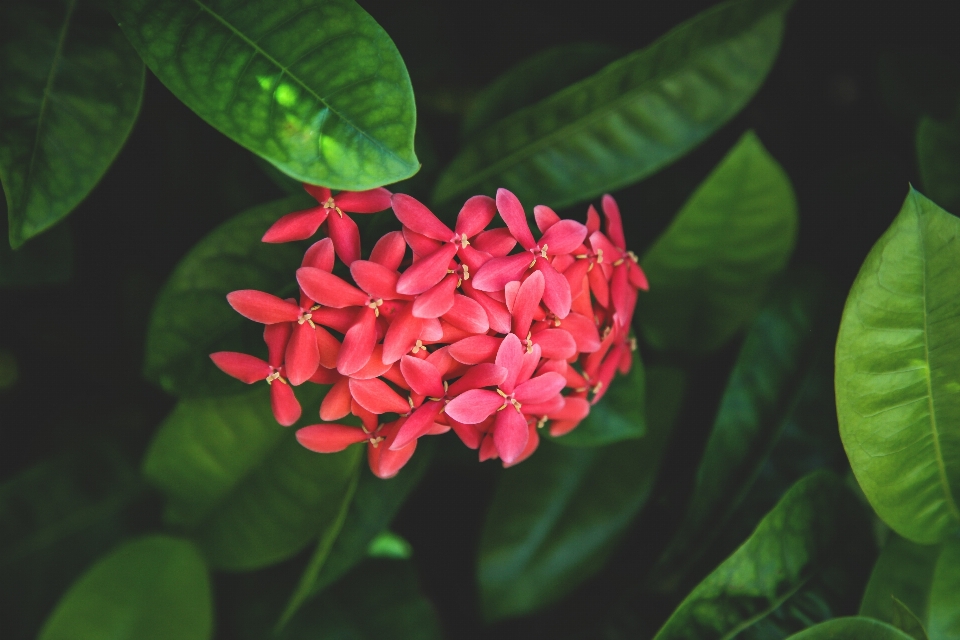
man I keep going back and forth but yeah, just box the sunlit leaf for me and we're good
[38,535,212,640]
[639,130,798,354]
[836,187,960,544]
[143,195,311,397]
[433,0,792,208]
[785,617,915,640]
[114,0,418,190]
[142,386,362,571]
[0,0,143,248]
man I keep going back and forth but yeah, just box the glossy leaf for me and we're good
[144,195,310,397]
[548,350,646,447]
[479,366,685,621]
[279,442,433,626]
[786,618,915,640]
[836,188,960,544]
[275,560,442,640]
[890,598,931,640]
[639,130,798,354]
[917,108,960,213]
[652,471,872,640]
[461,42,620,139]
[0,0,144,248]
[432,0,791,208]
[142,385,362,571]
[860,535,960,640]
[38,535,212,640]
[0,447,139,640]
[114,0,418,190]
[648,276,826,590]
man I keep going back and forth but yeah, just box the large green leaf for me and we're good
[916,108,960,214]
[479,366,685,621]
[38,535,212,640]
[143,195,310,397]
[638,130,798,354]
[860,535,960,640]
[461,42,620,139]
[0,0,143,248]
[547,350,646,447]
[114,0,418,190]
[278,440,434,627]
[648,276,826,590]
[432,0,791,208]
[142,385,362,571]
[835,188,960,544]
[784,617,915,640]
[652,471,872,640]
[0,447,140,640]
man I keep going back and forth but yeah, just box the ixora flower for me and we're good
[215,186,647,478]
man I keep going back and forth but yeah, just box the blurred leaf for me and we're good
[461,42,620,139]
[890,598,930,640]
[785,617,915,640]
[0,214,73,287]
[38,535,212,640]
[278,442,433,626]
[367,531,412,559]
[648,275,826,590]
[275,559,441,640]
[876,53,960,123]
[114,0,418,190]
[0,0,144,248]
[432,0,791,208]
[860,535,960,640]
[639,130,798,354]
[836,187,960,544]
[652,471,873,640]
[479,366,685,621]
[0,447,140,640]
[0,347,18,389]
[917,108,960,214]
[143,195,311,397]
[142,385,362,571]
[548,350,646,447]
[253,154,303,195]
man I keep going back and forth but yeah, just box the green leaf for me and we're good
[142,386,362,571]
[479,366,686,621]
[114,0,418,190]
[835,187,960,544]
[275,559,441,640]
[648,275,827,590]
[638,130,798,354]
[0,0,144,248]
[547,350,646,447]
[432,0,791,208]
[916,108,960,214]
[0,447,140,640]
[367,531,412,559]
[278,441,433,626]
[860,535,960,640]
[890,598,931,640]
[785,617,915,640]
[652,471,872,640]
[461,42,620,139]
[143,195,311,397]
[38,535,212,640]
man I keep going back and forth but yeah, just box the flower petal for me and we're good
[503,423,539,467]
[312,307,356,333]
[556,312,601,353]
[349,378,411,415]
[520,395,565,416]
[400,355,444,397]
[442,294,489,334]
[535,259,572,319]
[512,270,545,338]
[308,366,341,385]
[303,184,332,203]
[541,219,588,256]
[448,335,502,364]
[227,290,301,324]
[455,195,497,238]
[562,258,591,301]
[327,210,362,265]
[494,408,529,465]
[496,188,536,249]
[320,378,353,420]
[392,193,453,241]
[284,321,321,385]
[264,323,293,368]
[389,401,443,450]
[382,303,424,364]
[496,333,525,392]
[396,243,458,296]
[462,279,512,334]
[587,262,610,308]
[473,228,517,256]
[337,307,378,375]
[515,343,542,388]
[534,204,561,233]
[335,187,392,213]
[351,399,379,432]
[370,231,407,271]
[270,380,302,426]
[209,352,271,383]
[514,372,567,404]
[585,204,601,234]
[368,428,416,479]
[420,318,443,342]
[426,346,466,378]
[472,253,532,292]
[262,207,327,243]
[351,345,392,380]
[301,238,335,271]
[447,363,507,397]
[314,325,341,369]
[403,227,443,257]
[479,432,499,461]
[412,274,457,318]
[530,328,577,360]
[297,268,368,308]
[629,261,649,291]
[296,424,368,453]
[551,396,590,421]
[601,194,626,249]
[351,260,401,300]
[447,416,483,449]
[445,389,503,424]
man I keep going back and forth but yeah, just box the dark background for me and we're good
[2,0,957,637]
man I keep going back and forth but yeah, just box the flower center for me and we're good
[411,339,425,354]
[496,388,522,413]
[297,310,315,328]
[367,298,384,316]
[265,370,287,385]
[322,197,344,218]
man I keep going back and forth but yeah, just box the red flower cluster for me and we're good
[211,185,647,478]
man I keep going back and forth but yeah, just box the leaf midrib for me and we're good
[916,203,960,525]
[186,0,409,167]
